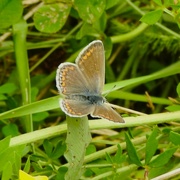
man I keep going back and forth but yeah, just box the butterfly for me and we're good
[56,40,124,123]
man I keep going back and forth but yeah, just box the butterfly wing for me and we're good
[56,63,89,96]
[91,103,125,123]
[76,40,105,94]
[60,99,95,117]
[56,41,124,121]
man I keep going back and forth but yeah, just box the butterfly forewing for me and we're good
[56,63,89,96]
[76,40,105,94]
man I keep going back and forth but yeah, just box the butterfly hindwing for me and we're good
[92,103,125,123]
[60,99,95,117]
[56,63,89,96]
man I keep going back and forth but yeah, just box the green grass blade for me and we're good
[12,19,32,132]
[0,61,180,120]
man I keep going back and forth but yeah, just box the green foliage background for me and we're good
[0,0,180,179]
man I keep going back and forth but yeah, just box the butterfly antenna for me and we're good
[104,85,116,98]
[103,86,147,116]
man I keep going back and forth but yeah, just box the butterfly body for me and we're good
[66,94,105,104]
[56,40,124,123]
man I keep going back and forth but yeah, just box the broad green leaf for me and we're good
[114,144,126,164]
[23,156,31,173]
[0,136,10,153]
[76,23,98,39]
[5,96,18,109]
[0,144,25,171]
[169,131,180,145]
[34,3,71,33]
[125,133,142,166]
[32,112,49,122]
[106,152,114,163]
[0,0,23,28]
[164,0,176,6]
[56,167,68,180]
[153,0,162,6]
[51,141,66,159]
[166,105,180,112]
[2,124,20,137]
[0,94,6,100]
[85,144,96,155]
[145,127,158,164]
[106,0,120,9]
[104,37,113,60]
[149,147,177,167]
[2,162,12,180]
[13,152,21,176]
[0,83,18,94]
[104,38,116,83]
[74,0,106,23]
[31,74,47,88]
[93,11,107,32]
[31,87,39,102]
[140,9,163,25]
[65,116,92,180]
[43,139,53,157]
[114,144,122,162]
